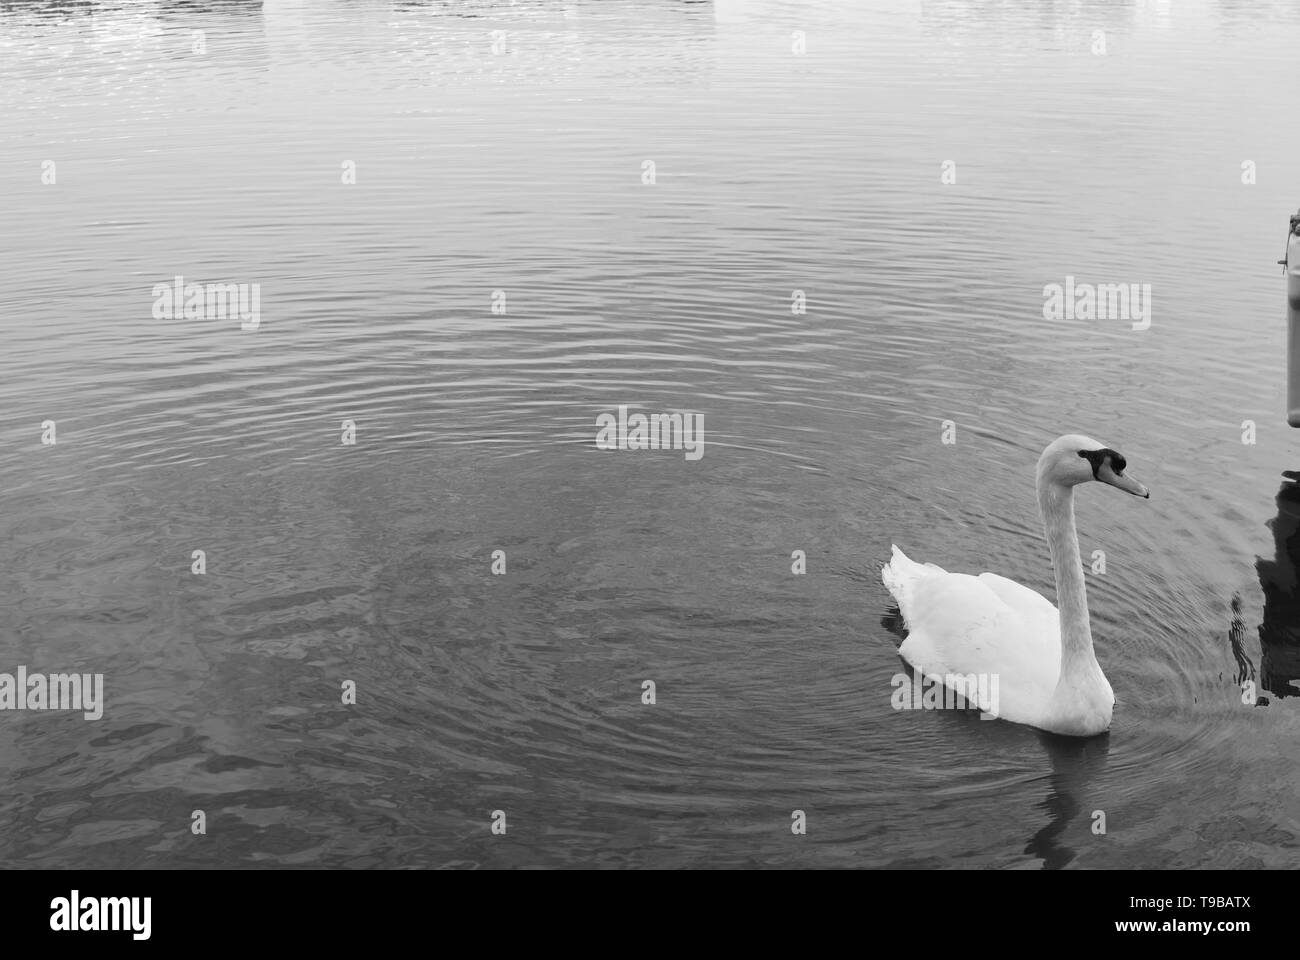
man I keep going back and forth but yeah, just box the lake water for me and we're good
[0,0,1297,869]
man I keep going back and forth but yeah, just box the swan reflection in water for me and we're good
[1023,731,1110,870]
[1232,470,1300,702]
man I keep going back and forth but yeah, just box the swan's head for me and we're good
[1037,434,1149,498]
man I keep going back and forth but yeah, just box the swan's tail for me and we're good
[881,544,945,627]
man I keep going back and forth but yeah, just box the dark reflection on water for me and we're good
[1025,732,1110,871]
[1253,472,1300,700]
[1227,593,1260,700]
[0,0,264,15]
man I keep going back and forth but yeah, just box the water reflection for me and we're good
[0,0,264,15]
[0,0,94,17]
[1227,593,1259,696]
[919,0,1138,37]
[1252,471,1300,699]
[1216,0,1300,23]
[1025,731,1110,870]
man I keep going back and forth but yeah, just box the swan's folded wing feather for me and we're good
[975,572,1058,634]
[897,571,1061,717]
[898,572,1017,667]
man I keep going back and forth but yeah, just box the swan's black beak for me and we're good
[1100,462,1149,498]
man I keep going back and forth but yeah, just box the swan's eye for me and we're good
[1077,448,1103,477]
[1110,453,1126,475]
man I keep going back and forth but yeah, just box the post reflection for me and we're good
[1249,471,1300,699]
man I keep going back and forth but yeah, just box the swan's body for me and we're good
[883,547,1111,734]
[882,434,1148,737]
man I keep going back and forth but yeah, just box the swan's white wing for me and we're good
[975,572,1058,636]
[883,546,1061,723]
[896,571,1051,675]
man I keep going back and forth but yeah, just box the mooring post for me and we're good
[1286,210,1300,426]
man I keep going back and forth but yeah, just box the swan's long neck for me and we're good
[1037,478,1098,683]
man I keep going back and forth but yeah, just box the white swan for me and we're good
[882,434,1149,737]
